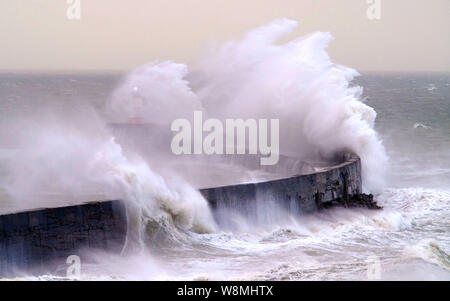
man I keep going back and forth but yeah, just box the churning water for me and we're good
[0,20,449,280]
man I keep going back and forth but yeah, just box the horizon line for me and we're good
[1,69,449,75]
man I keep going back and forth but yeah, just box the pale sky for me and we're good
[0,0,449,72]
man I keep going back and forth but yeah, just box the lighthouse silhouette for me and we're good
[129,86,143,124]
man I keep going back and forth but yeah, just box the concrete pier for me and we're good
[0,154,377,276]
[0,200,127,277]
[199,154,371,228]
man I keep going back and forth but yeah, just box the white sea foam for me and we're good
[403,239,450,271]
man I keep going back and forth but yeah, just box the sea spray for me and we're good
[107,18,388,192]
[1,109,217,255]
[106,61,202,125]
[193,18,388,191]
[78,136,218,253]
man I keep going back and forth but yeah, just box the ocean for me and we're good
[0,72,449,280]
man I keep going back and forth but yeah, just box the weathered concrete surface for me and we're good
[200,154,375,227]
[0,200,126,277]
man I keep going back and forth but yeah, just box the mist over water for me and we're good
[0,20,449,280]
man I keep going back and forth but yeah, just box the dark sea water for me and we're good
[0,72,449,280]
[357,73,450,189]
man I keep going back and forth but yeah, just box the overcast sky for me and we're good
[0,0,449,72]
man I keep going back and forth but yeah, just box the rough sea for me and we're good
[0,72,449,280]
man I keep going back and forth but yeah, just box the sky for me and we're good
[0,0,449,72]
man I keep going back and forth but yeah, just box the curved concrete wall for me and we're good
[0,201,126,277]
[0,154,370,276]
[200,154,363,227]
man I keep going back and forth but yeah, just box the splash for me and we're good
[1,19,388,273]
[108,19,388,191]
[403,240,450,271]
[1,109,216,255]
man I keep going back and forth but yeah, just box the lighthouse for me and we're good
[128,86,143,124]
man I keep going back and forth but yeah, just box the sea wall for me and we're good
[0,200,126,277]
[0,154,373,276]
[200,154,365,228]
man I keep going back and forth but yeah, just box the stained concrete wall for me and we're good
[200,154,362,227]
[0,200,126,277]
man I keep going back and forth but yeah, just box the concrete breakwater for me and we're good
[0,154,377,276]
[0,201,127,277]
[199,154,377,228]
